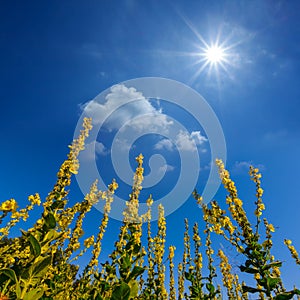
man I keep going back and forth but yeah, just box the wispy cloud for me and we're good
[95,141,109,156]
[175,130,207,152]
[154,139,174,151]
[154,130,208,152]
[232,161,266,174]
[80,141,109,161]
[158,164,175,173]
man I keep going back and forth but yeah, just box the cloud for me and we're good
[122,111,173,133]
[113,137,135,152]
[95,141,109,156]
[190,131,208,145]
[232,161,266,174]
[80,141,109,161]
[158,164,175,173]
[82,84,173,133]
[154,139,174,151]
[153,130,208,153]
[175,130,208,152]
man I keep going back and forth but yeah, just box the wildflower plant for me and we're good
[0,117,300,299]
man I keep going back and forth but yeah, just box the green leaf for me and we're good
[31,255,52,278]
[274,290,300,300]
[44,213,56,229]
[184,271,193,282]
[50,200,65,210]
[121,255,131,271]
[128,266,145,281]
[111,282,130,300]
[133,243,141,255]
[128,279,138,298]
[28,234,41,257]
[262,261,282,271]
[240,265,259,274]
[242,285,262,294]
[42,229,62,244]
[206,283,215,294]
[15,281,21,298]
[267,276,281,290]
[0,268,21,297]
[0,268,17,282]
[23,288,44,300]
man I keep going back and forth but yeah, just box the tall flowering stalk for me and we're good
[153,204,167,299]
[82,180,117,276]
[218,249,241,299]
[168,245,176,300]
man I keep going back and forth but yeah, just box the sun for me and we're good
[191,40,231,80]
[204,45,226,64]
[177,15,238,81]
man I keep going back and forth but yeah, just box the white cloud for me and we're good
[154,139,174,151]
[122,111,173,133]
[190,131,208,145]
[80,141,109,161]
[175,130,207,152]
[82,84,172,133]
[113,137,135,152]
[95,141,109,156]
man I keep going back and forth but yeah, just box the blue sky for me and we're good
[1,0,300,291]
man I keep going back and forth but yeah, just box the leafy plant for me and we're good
[0,117,299,299]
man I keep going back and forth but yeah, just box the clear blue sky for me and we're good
[1,0,300,290]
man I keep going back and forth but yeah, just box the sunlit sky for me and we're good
[1,0,300,291]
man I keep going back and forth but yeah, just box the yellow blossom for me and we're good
[84,236,95,248]
[0,199,18,212]
[285,239,292,246]
[268,223,275,232]
[28,193,41,205]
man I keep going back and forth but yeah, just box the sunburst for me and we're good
[204,45,226,64]
[194,40,231,79]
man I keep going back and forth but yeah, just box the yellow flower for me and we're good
[257,187,264,196]
[108,180,118,193]
[11,211,21,219]
[285,239,292,246]
[233,198,243,207]
[168,245,176,259]
[147,196,153,207]
[0,199,18,212]
[7,256,15,264]
[0,228,9,235]
[84,236,95,248]
[268,223,275,232]
[28,193,41,205]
